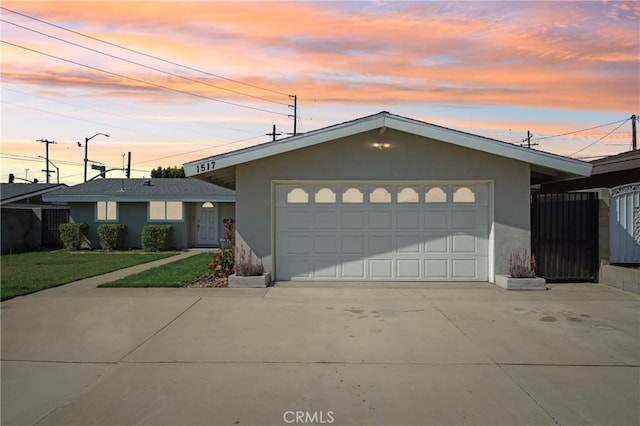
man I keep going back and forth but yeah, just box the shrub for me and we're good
[208,249,234,278]
[59,222,89,250]
[223,219,235,248]
[97,224,127,250]
[510,249,537,278]
[141,224,173,252]
[235,245,264,276]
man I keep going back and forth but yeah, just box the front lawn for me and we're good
[1,251,177,300]
[100,252,211,288]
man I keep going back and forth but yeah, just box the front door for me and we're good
[196,202,218,245]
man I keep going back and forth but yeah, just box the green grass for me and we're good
[100,252,211,288]
[1,251,177,300]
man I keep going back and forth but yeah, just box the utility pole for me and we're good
[520,131,538,149]
[632,114,637,150]
[37,139,57,183]
[266,124,282,142]
[288,95,297,136]
[126,152,131,178]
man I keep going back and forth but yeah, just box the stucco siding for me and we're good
[69,201,192,249]
[235,129,531,278]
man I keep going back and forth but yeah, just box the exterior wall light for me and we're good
[373,143,391,149]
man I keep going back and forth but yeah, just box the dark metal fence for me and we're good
[531,193,599,282]
[42,209,69,248]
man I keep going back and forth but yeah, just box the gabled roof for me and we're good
[184,111,592,189]
[1,183,67,206]
[42,178,235,202]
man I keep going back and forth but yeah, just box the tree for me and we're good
[150,166,185,178]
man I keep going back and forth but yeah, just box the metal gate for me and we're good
[531,193,599,282]
[42,209,69,248]
[610,183,640,263]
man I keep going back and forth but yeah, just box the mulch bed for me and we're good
[185,276,228,288]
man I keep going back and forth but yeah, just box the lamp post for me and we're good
[82,133,109,182]
[39,156,60,184]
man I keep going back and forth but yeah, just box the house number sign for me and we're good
[195,161,216,173]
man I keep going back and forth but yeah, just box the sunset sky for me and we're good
[1,1,638,185]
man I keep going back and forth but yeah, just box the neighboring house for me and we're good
[539,150,640,264]
[1,183,68,253]
[184,111,591,283]
[42,178,235,249]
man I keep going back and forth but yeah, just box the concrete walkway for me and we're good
[1,272,639,425]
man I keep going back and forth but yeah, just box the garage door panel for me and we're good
[369,235,393,254]
[280,260,312,279]
[369,210,393,228]
[369,259,393,279]
[425,234,449,253]
[341,210,366,229]
[281,209,311,229]
[397,210,421,229]
[313,210,338,228]
[452,234,477,253]
[342,259,365,278]
[397,259,421,278]
[314,235,338,254]
[341,235,365,254]
[425,259,449,279]
[452,209,489,231]
[314,261,339,279]
[397,234,421,253]
[424,210,449,229]
[277,233,311,255]
[452,259,478,279]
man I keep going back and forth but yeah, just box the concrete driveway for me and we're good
[1,282,638,426]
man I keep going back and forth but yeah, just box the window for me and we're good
[150,201,184,220]
[425,187,447,203]
[342,187,364,204]
[453,187,476,203]
[369,187,391,203]
[397,187,419,203]
[287,188,309,203]
[96,201,117,221]
[315,187,336,203]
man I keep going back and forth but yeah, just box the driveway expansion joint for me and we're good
[117,297,203,363]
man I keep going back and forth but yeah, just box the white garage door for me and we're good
[275,182,490,281]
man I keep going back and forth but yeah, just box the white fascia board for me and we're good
[185,116,385,177]
[387,116,592,177]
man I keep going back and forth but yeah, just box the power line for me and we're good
[568,118,630,157]
[134,134,266,166]
[1,40,288,117]
[3,86,258,138]
[532,118,629,142]
[0,6,290,97]
[1,18,289,107]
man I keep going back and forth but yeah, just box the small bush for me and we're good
[97,224,127,250]
[141,224,173,252]
[59,223,89,250]
[235,245,264,276]
[510,249,537,278]
[208,249,234,278]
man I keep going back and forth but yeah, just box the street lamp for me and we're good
[81,133,109,182]
[39,156,60,184]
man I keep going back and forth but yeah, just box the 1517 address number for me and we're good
[195,161,216,173]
